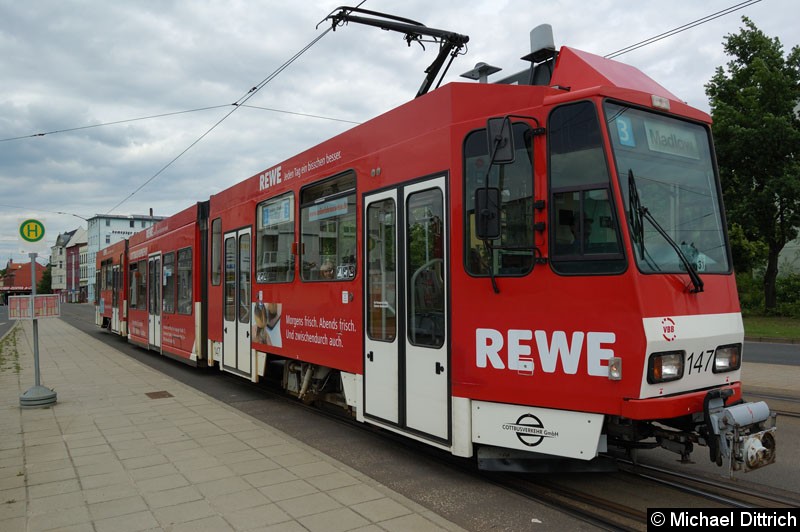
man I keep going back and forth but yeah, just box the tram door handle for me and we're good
[435,362,444,375]
[367,351,373,362]
[224,327,227,334]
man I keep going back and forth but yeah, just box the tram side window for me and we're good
[464,122,534,276]
[136,259,147,309]
[177,248,192,315]
[300,172,357,281]
[256,193,295,283]
[162,252,175,314]
[101,259,112,291]
[129,261,144,310]
[549,101,625,274]
[211,218,221,286]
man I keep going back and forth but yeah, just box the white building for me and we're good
[86,213,164,302]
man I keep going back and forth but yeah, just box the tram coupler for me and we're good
[702,389,777,476]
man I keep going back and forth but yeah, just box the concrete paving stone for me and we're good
[144,428,189,445]
[27,504,91,531]
[0,447,23,461]
[327,484,385,506]
[24,458,70,474]
[287,460,341,479]
[178,422,227,439]
[0,465,23,480]
[352,497,412,522]
[27,490,85,515]
[66,435,109,449]
[23,435,63,447]
[112,438,155,452]
[152,499,217,527]
[62,429,103,442]
[0,498,26,520]
[258,443,303,458]
[69,443,113,457]
[0,456,23,470]
[209,487,271,513]
[128,462,180,481]
[0,516,25,532]
[26,465,77,485]
[379,513,448,531]
[25,442,69,462]
[226,502,294,530]
[244,469,302,491]
[169,515,235,532]
[254,478,316,503]
[27,478,81,499]
[248,520,311,532]
[122,454,169,471]
[141,485,203,509]
[306,471,361,492]
[272,450,322,468]
[135,472,190,493]
[101,425,144,438]
[104,430,146,444]
[297,507,371,532]
[195,475,252,498]
[202,440,251,456]
[89,495,149,520]
[196,434,241,448]
[216,448,265,465]
[94,509,160,532]
[276,491,342,519]
[183,464,235,484]
[228,456,281,476]
[81,470,131,489]
[116,446,161,460]
[135,421,178,433]
[94,416,134,430]
[75,460,125,478]
[156,439,201,457]
[72,451,116,467]
[173,455,223,474]
[0,486,25,505]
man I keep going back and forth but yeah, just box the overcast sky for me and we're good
[1,0,797,265]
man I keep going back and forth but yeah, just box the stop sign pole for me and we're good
[18,219,57,408]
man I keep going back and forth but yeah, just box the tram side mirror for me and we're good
[486,117,515,165]
[475,187,501,240]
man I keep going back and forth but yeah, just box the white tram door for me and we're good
[364,176,449,440]
[111,264,121,333]
[222,228,253,376]
[147,254,162,349]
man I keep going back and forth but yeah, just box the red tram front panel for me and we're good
[95,239,128,336]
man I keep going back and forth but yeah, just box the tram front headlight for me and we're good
[713,344,741,373]
[647,351,684,384]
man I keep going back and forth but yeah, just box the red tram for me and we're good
[96,12,776,474]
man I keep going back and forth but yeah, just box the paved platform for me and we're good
[0,319,466,532]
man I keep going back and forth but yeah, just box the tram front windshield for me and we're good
[604,102,730,274]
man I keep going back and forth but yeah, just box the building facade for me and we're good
[65,227,88,303]
[86,214,164,301]
[50,229,77,301]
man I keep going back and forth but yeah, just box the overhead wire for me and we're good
[604,0,762,58]
[105,24,336,214]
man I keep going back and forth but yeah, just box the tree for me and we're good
[37,263,52,295]
[706,17,800,310]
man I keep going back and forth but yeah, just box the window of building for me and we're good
[549,101,625,274]
[130,220,134,228]
[300,172,356,281]
[162,253,175,314]
[105,235,111,244]
[463,122,535,276]
[256,193,294,283]
[211,218,221,286]
[177,248,192,314]
[141,220,146,228]
[106,219,110,227]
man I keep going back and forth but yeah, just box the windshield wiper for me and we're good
[628,169,704,293]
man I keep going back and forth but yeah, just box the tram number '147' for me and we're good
[687,349,715,375]
[475,328,616,377]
